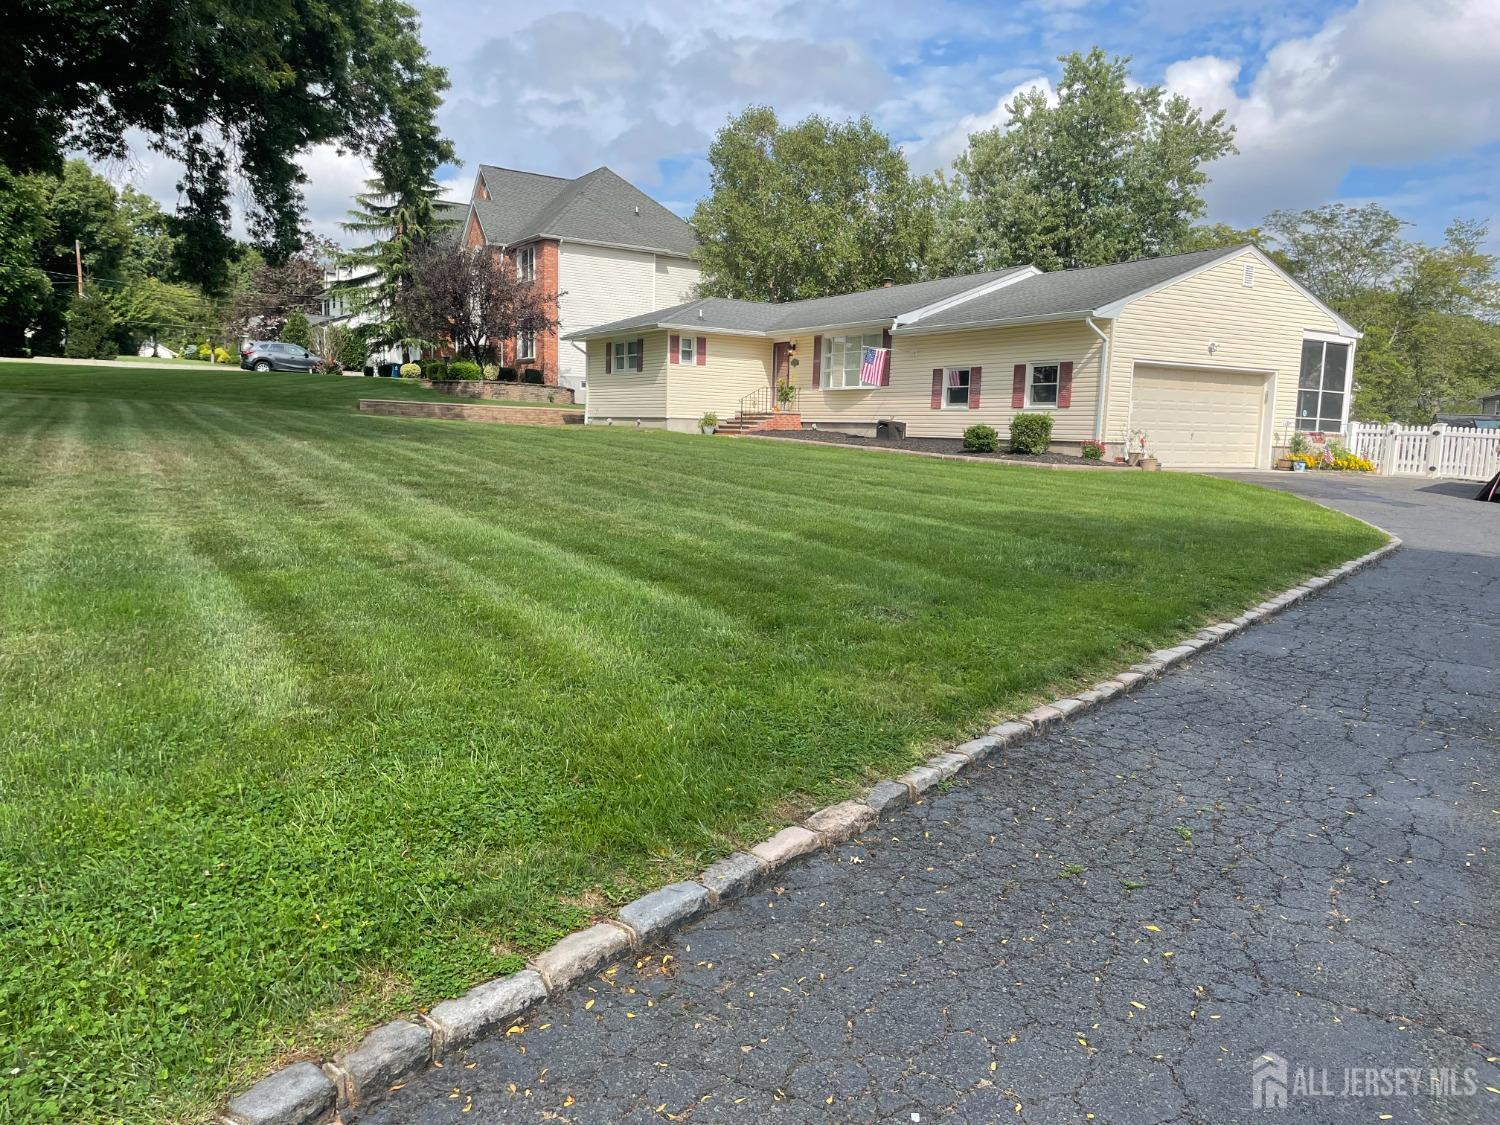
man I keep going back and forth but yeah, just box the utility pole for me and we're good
[74,240,84,297]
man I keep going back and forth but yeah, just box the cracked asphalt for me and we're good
[366,474,1498,1124]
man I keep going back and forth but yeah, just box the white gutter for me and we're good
[1086,316,1110,442]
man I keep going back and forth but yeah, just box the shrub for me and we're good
[281,311,312,349]
[962,424,999,453]
[338,331,368,372]
[212,346,231,364]
[482,363,498,380]
[423,359,448,380]
[497,367,518,382]
[400,362,422,379]
[1081,440,1105,461]
[1009,413,1053,455]
[699,412,719,430]
[449,359,482,381]
[521,368,544,385]
[64,291,118,360]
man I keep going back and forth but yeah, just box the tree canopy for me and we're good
[1,0,453,290]
[691,107,934,302]
[929,49,1237,274]
[396,240,556,361]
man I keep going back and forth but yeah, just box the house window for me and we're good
[518,329,536,360]
[821,332,885,389]
[679,335,696,364]
[515,246,535,281]
[944,368,971,408]
[611,339,639,371]
[1297,339,1350,431]
[1028,362,1060,407]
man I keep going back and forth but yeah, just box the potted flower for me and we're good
[1128,428,1148,467]
[699,411,718,435]
[776,382,797,410]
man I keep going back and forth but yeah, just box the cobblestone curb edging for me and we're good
[218,534,1400,1124]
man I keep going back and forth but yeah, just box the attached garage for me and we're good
[1129,364,1270,469]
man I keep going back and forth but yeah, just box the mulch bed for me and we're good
[756,427,1124,468]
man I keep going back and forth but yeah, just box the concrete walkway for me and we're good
[368,475,1498,1124]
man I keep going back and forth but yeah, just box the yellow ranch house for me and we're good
[567,245,1361,470]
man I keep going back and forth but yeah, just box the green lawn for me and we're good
[0,364,1385,1121]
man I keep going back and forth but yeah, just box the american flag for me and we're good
[859,346,888,386]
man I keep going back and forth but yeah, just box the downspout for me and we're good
[1085,317,1110,445]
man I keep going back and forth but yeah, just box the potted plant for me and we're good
[1128,429,1148,467]
[699,412,718,435]
[1141,454,1161,471]
[776,382,797,410]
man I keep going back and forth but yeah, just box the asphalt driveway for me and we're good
[366,474,1498,1124]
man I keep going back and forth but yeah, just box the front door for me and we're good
[772,341,791,388]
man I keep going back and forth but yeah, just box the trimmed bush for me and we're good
[962,424,999,453]
[521,368,544,385]
[1081,440,1104,461]
[1009,413,1053,455]
[449,359,482,381]
[482,363,499,380]
[423,359,448,380]
[399,362,422,379]
[497,366,518,382]
[212,347,231,364]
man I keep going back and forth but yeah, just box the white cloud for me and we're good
[903,77,1055,174]
[1165,0,1500,223]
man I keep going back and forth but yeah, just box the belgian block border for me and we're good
[220,533,1401,1124]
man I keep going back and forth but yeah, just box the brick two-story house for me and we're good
[460,165,700,400]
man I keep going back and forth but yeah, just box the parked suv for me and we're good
[240,340,321,372]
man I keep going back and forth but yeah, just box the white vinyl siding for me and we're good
[557,243,701,399]
[588,334,667,419]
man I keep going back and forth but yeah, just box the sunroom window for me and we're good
[1297,339,1349,432]
[822,333,885,389]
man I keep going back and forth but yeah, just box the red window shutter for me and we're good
[669,334,679,365]
[1058,360,1074,407]
[1011,363,1026,408]
[930,368,943,409]
[969,366,982,409]
[636,338,644,372]
[605,342,612,374]
[812,335,822,387]
[696,337,706,366]
[880,329,892,386]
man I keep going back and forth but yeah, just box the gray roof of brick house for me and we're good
[434,199,470,226]
[564,267,1035,339]
[469,165,698,258]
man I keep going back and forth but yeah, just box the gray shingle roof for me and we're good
[565,267,1033,339]
[433,199,470,227]
[469,165,698,258]
[907,246,1243,330]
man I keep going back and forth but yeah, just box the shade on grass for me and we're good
[0,365,1385,1120]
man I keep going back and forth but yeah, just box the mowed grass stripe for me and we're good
[0,365,1386,1122]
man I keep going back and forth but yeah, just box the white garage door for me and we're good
[1130,365,1268,469]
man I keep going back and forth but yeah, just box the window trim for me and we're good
[821,331,886,391]
[942,367,972,410]
[1025,360,1062,410]
[610,339,639,372]
[1296,336,1354,433]
[515,246,536,282]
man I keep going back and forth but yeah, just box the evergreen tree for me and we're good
[282,310,312,349]
[64,289,118,359]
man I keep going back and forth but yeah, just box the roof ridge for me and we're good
[477,164,574,182]
[1041,244,1246,276]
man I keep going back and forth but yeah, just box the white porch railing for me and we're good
[1346,421,1500,481]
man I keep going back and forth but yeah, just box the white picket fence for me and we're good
[1346,421,1500,481]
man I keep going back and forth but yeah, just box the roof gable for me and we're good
[467,164,697,258]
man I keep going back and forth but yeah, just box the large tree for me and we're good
[335,178,459,349]
[1,0,453,291]
[220,237,340,342]
[1265,205,1500,422]
[930,49,1236,275]
[0,168,54,354]
[692,107,934,302]
[396,240,556,361]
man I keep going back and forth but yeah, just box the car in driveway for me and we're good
[240,341,321,373]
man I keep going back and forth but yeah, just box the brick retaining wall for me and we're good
[420,380,576,405]
[359,400,584,426]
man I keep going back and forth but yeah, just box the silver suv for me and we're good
[240,340,320,372]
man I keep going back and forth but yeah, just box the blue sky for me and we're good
[115,0,1500,252]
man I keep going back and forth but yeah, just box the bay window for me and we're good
[822,332,885,389]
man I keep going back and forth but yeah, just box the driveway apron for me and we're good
[367,474,1498,1124]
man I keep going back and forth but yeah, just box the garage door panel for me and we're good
[1131,366,1267,469]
